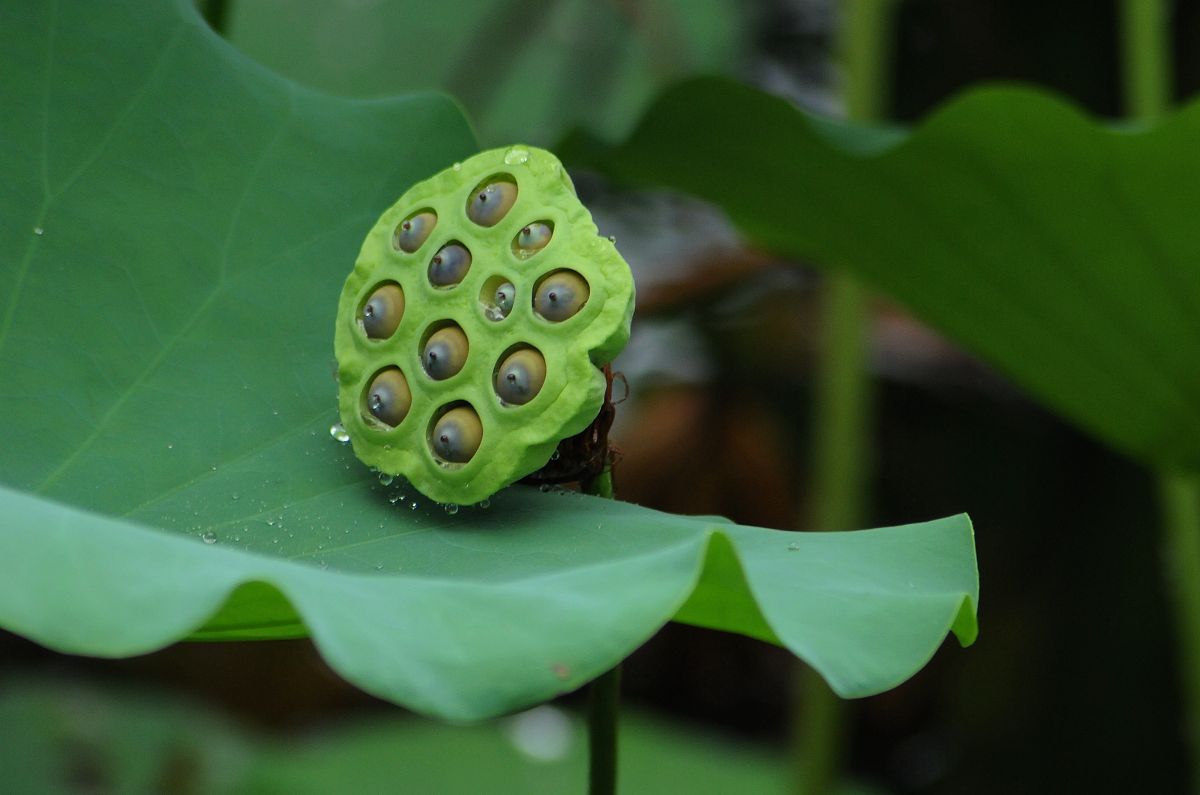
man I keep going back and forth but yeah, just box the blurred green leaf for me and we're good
[0,679,886,795]
[564,76,1200,472]
[0,3,976,722]
[228,0,748,147]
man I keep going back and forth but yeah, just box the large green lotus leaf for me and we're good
[563,77,1200,472]
[0,2,977,721]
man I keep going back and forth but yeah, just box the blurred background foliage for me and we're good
[5,0,1198,792]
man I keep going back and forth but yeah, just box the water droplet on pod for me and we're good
[201,531,217,545]
[330,422,351,443]
[504,147,530,165]
[444,503,460,515]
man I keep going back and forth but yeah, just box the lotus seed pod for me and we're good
[467,179,517,227]
[334,146,635,504]
[495,348,547,405]
[422,325,469,380]
[514,222,553,256]
[394,210,436,252]
[431,405,484,463]
[428,242,472,287]
[365,368,411,428]
[360,283,404,340]
[534,270,590,322]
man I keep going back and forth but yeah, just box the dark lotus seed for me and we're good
[428,242,472,287]
[515,222,552,253]
[394,211,436,252]
[422,325,469,380]
[467,181,517,227]
[431,406,483,463]
[361,283,404,339]
[494,348,546,405]
[534,270,589,322]
[365,368,411,427]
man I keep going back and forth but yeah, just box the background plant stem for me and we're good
[1120,0,1170,119]
[583,466,619,795]
[792,3,894,794]
[1119,1,1199,784]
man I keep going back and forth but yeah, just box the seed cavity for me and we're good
[421,323,469,380]
[479,276,516,322]
[430,405,483,463]
[428,242,472,288]
[467,176,518,227]
[364,367,411,428]
[494,347,547,405]
[533,270,589,322]
[393,210,437,253]
[360,282,404,340]
[512,222,553,259]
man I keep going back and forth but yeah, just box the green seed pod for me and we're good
[334,146,635,504]
[360,283,404,340]
[495,347,547,405]
[428,242,472,287]
[430,405,484,463]
[422,325,469,380]
[394,210,436,253]
[364,367,411,428]
[534,270,589,322]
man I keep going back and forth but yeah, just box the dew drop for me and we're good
[787,542,801,551]
[201,531,217,545]
[330,422,351,443]
[33,227,44,236]
[478,498,491,509]
[606,235,616,243]
[378,472,395,486]
[231,494,240,501]
[444,503,460,515]
[504,147,530,165]
[539,484,552,493]
[452,161,462,171]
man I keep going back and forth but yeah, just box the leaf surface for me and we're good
[0,4,977,720]
[563,77,1200,471]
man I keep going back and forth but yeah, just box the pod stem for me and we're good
[793,2,894,794]
[583,464,618,795]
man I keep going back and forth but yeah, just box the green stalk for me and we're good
[793,2,894,793]
[1118,0,1200,784]
[587,664,621,795]
[583,466,619,795]
[1120,0,1171,120]
[1161,472,1200,778]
